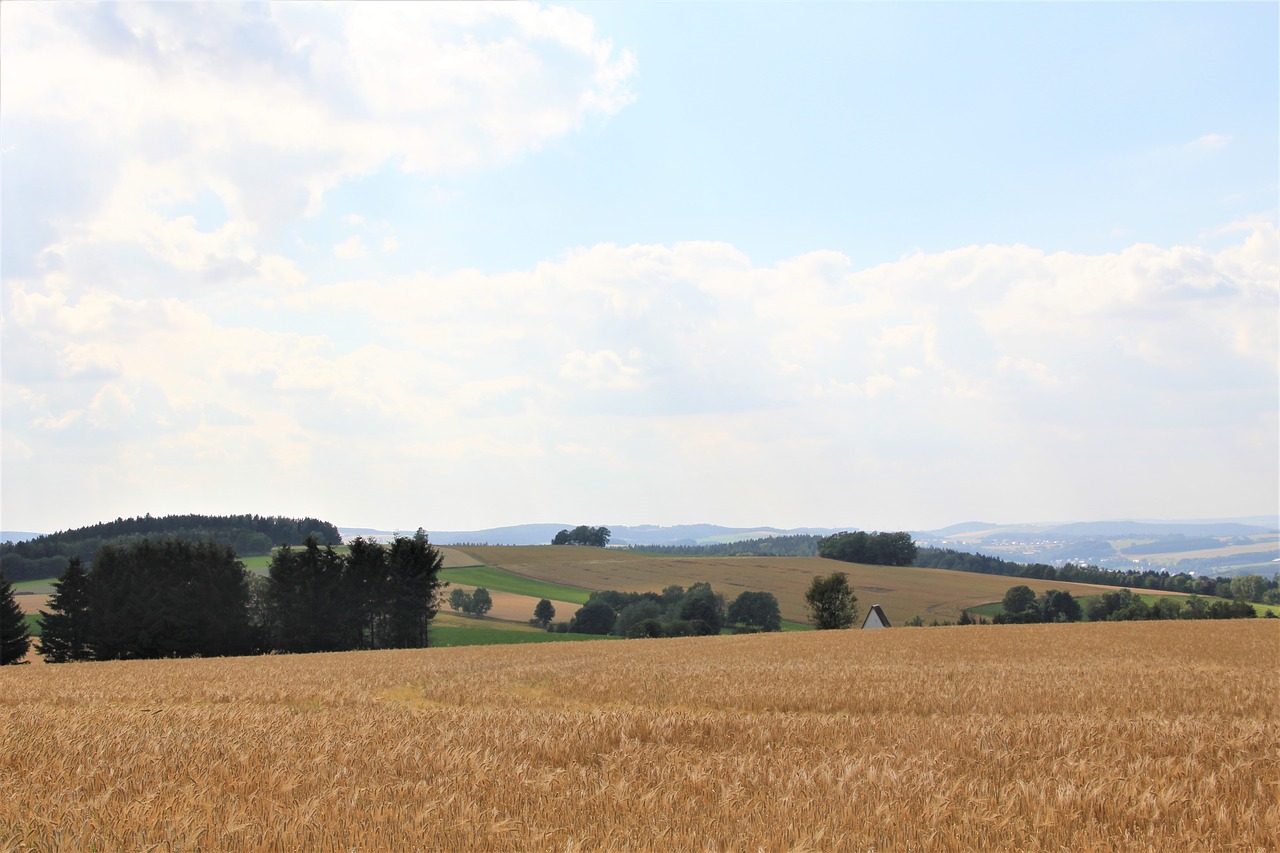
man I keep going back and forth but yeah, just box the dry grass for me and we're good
[2,620,1276,851]
[456,546,1185,625]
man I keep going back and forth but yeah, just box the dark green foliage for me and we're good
[804,572,859,629]
[679,582,726,635]
[551,525,611,547]
[1,513,342,582]
[532,598,556,629]
[568,600,616,635]
[727,591,782,632]
[1,571,31,664]
[1002,585,1037,615]
[613,600,663,637]
[818,531,917,567]
[467,588,493,618]
[1038,589,1083,623]
[38,557,93,663]
[267,531,443,651]
[88,539,255,660]
[449,588,471,612]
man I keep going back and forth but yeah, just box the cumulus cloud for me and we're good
[6,221,1276,529]
[1,1,636,273]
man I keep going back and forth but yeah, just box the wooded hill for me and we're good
[0,514,342,583]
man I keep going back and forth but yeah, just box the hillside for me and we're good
[2,620,1273,849]
[453,545,1177,625]
[0,514,342,583]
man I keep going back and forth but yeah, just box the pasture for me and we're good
[1,620,1274,850]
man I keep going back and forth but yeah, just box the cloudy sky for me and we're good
[2,2,1276,535]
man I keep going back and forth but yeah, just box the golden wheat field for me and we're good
[2,620,1277,852]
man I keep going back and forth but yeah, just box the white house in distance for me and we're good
[861,604,891,629]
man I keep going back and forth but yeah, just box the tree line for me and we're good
[1,514,342,583]
[625,534,821,558]
[547,583,782,638]
[915,547,1279,604]
[6,531,443,663]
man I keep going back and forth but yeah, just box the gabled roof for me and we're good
[861,604,891,629]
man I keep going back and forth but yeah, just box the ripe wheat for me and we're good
[1,620,1276,851]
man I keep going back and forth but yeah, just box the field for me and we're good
[454,545,1187,626]
[1,620,1275,850]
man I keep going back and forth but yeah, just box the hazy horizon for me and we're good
[3,3,1277,535]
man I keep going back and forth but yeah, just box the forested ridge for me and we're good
[0,514,342,582]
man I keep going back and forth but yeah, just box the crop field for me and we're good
[429,612,608,648]
[454,546,1181,625]
[439,565,593,604]
[1,620,1275,850]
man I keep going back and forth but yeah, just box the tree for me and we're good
[1037,589,1082,623]
[568,600,616,635]
[614,599,662,636]
[468,587,493,618]
[1002,585,1037,615]
[449,588,471,612]
[38,557,93,663]
[818,531,917,566]
[727,590,782,632]
[1,571,31,665]
[679,582,726,635]
[532,598,556,629]
[804,572,858,629]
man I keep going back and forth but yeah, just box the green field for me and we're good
[429,614,609,647]
[439,565,593,604]
[23,613,42,638]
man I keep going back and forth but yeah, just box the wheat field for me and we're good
[2,620,1276,851]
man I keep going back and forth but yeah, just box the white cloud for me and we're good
[332,235,369,260]
[1188,133,1231,151]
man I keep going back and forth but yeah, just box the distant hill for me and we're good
[343,523,848,547]
[1,514,342,583]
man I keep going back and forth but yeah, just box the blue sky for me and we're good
[2,2,1277,534]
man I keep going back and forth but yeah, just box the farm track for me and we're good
[2,620,1276,850]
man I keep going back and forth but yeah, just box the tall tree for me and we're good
[1,571,31,665]
[804,572,859,629]
[377,530,445,647]
[38,557,93,662]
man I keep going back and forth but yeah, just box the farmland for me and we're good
[454,545,1187,626]
[1,619,1275,850]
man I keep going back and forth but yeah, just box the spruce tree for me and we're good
[39,556,94,663]
[1,571,32,665]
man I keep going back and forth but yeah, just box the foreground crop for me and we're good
[2,620,1276,850]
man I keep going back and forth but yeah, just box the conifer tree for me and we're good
[38,556,93,662]
[0,571,32,665]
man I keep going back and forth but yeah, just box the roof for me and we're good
[861,604,891,629]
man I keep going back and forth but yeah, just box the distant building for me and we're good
[862,604,890,629]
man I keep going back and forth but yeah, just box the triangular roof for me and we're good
[861,604,890,629]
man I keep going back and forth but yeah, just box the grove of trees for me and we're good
[818,531,917,567]
[36,531,444,662]
[555,584,782,638]
[551,526,611,547]
[448,587,494,618]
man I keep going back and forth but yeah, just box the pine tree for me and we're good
[38,556,94,663]
[1,571,32,665]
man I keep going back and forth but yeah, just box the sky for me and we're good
[1,1,1277,535]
